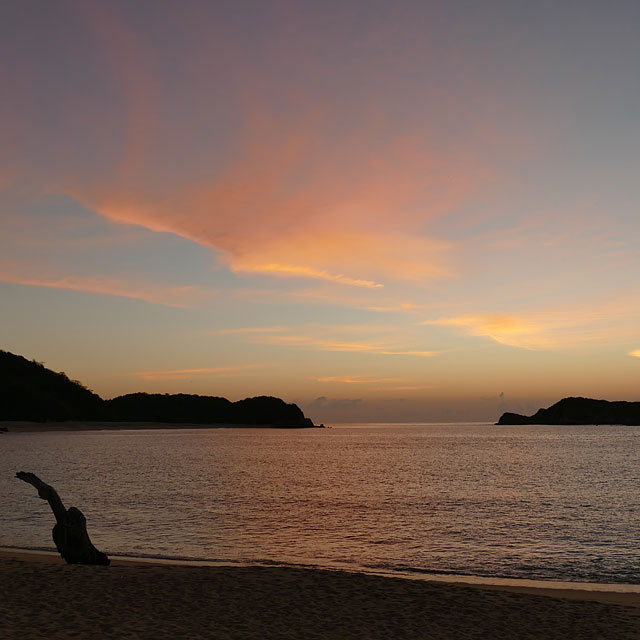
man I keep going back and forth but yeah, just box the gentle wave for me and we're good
[4,544,640,595]
[2,424,639,585]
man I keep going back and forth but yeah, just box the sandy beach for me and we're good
[1,550,639,639]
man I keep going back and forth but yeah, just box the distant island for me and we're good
[0,349,317,428]
[497,397,640,426]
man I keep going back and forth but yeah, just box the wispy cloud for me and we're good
[425,314,550,349]
[0,270,215,308]
[217,326,290,335]
[313,375,433,391]
[249,334,437,357]
[424,296,640,350]
[0,166,16,192]
[315,375,405,384]
[231,285,458,316]
[383,384,434,391]
[72,1,158,179]
[230,262,384,289]
[68,102,474,289]
[213,324,439,357]
[123,364,262,381]
[363,302,431,313]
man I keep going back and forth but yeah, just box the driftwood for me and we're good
[16,471,110,565]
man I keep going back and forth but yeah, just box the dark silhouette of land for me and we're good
[16,472,109,565]
[106,392,313,426]
[497,397,640,425]
[0,350,103,421]
[0,350,316,428]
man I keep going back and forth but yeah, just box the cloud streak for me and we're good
[231,262,384,289]
[315,375,406,385]
[213,324,439,357]
[0,270,214,307]
[123,364,261,381]
[313,375,433,391]
[425,295,640,350]
[425,314,551,349]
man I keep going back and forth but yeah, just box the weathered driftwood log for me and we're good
[16,471,110,565]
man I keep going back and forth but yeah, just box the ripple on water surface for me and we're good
[1,423,639,584]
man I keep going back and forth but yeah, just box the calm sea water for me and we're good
[1,424,639,584]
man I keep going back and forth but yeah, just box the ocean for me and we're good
[1,423,639,584]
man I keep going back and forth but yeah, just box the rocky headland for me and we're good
[0,349,317,428]
[497,397,640,426]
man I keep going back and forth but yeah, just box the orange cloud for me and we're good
[68,104,476,288]
[363,302,437,313]
[313,376,433,391]
[124,364,261,381]
[424,295,640,350]
[629,349,640,358]
[213,324,439,357]
[426,314,548,349]
[315,375,405,384]
[231,262,384,289]
[0,270,214,307]
[383,384,434,391]
[228,230,450,286]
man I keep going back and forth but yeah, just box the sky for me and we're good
[1,0,639,423]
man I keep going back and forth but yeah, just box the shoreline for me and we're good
[2,548,638,608]
[2,549,639,639]
[0,420,322,432]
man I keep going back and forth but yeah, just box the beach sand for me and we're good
[1,551,639,639]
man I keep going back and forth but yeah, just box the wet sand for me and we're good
[1,550,639,639]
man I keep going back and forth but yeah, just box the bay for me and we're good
[1,423,639,583]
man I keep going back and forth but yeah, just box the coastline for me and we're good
[2,549,639,639]
[0,421,322,432]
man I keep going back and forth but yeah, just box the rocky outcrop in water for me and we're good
[497,397,640,425]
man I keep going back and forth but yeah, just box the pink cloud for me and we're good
[68,104,479,287]
[0,167,16,192]
[67,0,158,180]
[0,270,214,307]
[4,3,507,297]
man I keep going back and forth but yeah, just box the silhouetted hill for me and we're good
[106,393,313,427]
[497,397,640,425]
[0,350,103,421]
[0,349,316,427]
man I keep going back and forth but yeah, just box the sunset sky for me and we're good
[2,1,639,422]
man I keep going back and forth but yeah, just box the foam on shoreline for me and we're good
[3,549,640,639]
[2,547,638,608]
